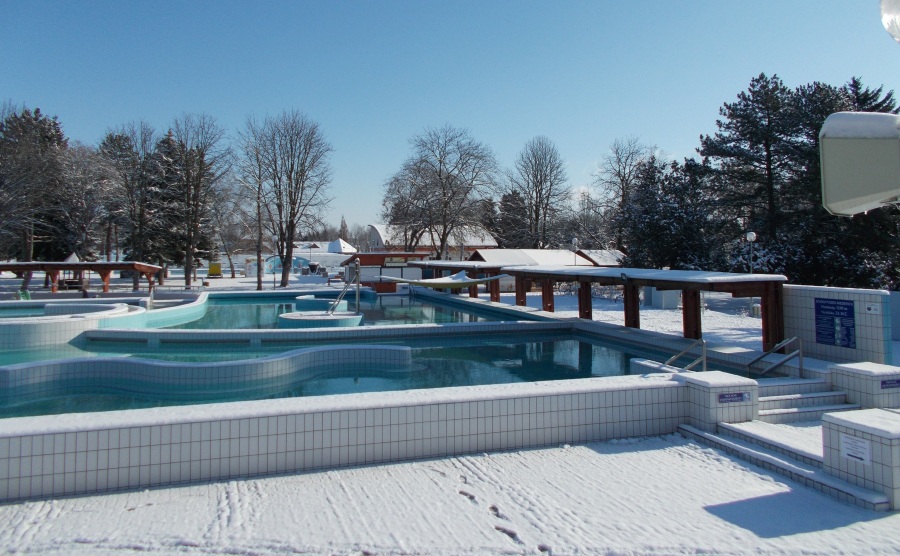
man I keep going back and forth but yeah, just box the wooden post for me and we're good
[681,289,702,340]
[761,282,784,352]
[97,270,112,293]
[542,280,555,312]
[578,280,592,319]
[47,269,60,293]
[489,273,500,302]
[623,283,640,328]
[515,276,527,306]
[143,272,155,293]
[468,284,478,298]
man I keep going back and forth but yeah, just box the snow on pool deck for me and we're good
[3,434,900,555]
[2,274,900,553]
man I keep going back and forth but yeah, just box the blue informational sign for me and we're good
[814,298,856,349]
[881,379,900,390]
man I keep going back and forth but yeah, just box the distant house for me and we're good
[467,248,596,267]
[366,224,497,260]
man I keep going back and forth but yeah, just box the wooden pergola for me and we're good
[410,261,788,351]
[500,266,788,352]
[0,261,163,293]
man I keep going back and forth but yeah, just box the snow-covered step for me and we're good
[678,424,890,511]
[758,403,860,424]
[759,390,849,410]
[757,377,830,397]
[717,421,823,468]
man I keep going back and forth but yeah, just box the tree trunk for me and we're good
[256,188,263,291]
[20,226,33,291]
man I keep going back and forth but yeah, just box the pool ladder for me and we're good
[666,338,707,372]
[328,259,361,314]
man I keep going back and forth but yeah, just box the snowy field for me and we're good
[2,273,900,554]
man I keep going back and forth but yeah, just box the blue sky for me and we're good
[3,1,900,229]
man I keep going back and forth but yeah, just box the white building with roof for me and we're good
[366,224,497,259]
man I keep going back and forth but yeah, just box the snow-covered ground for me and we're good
[2,273,900,554]
[3,435,899,555]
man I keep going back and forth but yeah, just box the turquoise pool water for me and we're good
[0,331,639,418]
[167,294,501,329]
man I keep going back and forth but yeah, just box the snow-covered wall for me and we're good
[783,285,892,364]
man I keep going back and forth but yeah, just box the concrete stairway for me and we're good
[756,377,859,423]
[678,377,889,510]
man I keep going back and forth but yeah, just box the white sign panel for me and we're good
[840,433,872,465]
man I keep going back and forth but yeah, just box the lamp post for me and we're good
[745,231,757,274]
[272,236,278,289]
[745,231,757,315]
[571,237,578,264]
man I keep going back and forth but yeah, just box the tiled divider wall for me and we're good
[0,375,687,502]
[783,284,892,364]
[0,306,132,350]
[831,362,900,409]
[98,292,209,329]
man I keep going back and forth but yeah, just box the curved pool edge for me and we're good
[0,344,413,410]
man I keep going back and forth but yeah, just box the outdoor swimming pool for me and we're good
[0,287,767,504]
[0,329,647,419]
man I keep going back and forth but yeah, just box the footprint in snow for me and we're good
[537,543,553,554]
[489,504,508,520]
[458,490,477,503]
[494,525,522,545]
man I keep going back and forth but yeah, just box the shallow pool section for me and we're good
[167,293,505,329]
[0,328,639,418]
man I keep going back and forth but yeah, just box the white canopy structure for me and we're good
[378,271,509,289]
[327,238,356,254]
[820,111,900,216]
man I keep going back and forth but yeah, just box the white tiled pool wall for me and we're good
[822,411,900,509]
[1,346,413,404]
[0,377,688,502]
[783,285,892,364]
[830,362,900,409]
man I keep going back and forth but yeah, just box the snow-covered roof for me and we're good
[577,249,624,267]
[327,238,356,253]
[369,224,498,249]
[469,249,594,266]
[500,265,787,284]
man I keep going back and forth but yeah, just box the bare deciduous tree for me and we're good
[235,115,271,290]
[239,111,333,287]
[505,136,569,248]
[592,136,649,250]
[383,125,497,258]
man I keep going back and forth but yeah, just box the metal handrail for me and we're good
[666,338,707,372]
[327,280,354,314]
[747,337,803,377]
[328,259,361,314]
